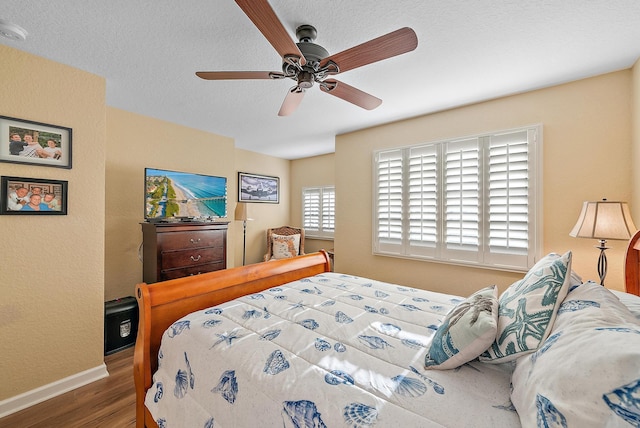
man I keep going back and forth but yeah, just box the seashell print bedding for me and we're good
[145,272,522,427]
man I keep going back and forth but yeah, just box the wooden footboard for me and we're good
[625,230,640,296]
[133,251,331,428]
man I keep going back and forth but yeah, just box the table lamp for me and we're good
[569,199,637,285]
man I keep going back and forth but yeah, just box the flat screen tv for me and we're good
[145,168,227,220]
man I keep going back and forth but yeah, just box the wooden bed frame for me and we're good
[133,251,331,428]
[625,229,640,297]
[133,236,640,428]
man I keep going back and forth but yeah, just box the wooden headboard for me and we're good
[133,251,331,428]
[625,230,640,296]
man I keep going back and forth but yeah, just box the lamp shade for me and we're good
[569,200,637,240]
[234,202,252,221]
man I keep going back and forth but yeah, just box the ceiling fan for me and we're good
[196,0,418,116]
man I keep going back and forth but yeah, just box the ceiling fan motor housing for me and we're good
[281,25,329,88]
[296,41,329,65]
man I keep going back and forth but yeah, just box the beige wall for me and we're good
[290,153,335,253]
[104,112,295,298]
[104,108,236,300]
[234,149,291,264]
[0,45,106,400]
[105,108,289,300]
[104,111,293,298]
[1,46,290,409]
[2,43,639,412]
[335,70,634,296]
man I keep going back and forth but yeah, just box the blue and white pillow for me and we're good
[424,285,498,370]
[511,281,640,427]
[480,252,572,363]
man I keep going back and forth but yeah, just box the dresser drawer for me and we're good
[160,261,225,281]
[158,230,224,251]
[161,246,225,270]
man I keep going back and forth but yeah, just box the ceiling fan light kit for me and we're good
[196,0,418,116]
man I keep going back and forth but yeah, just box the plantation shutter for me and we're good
[407,144,438,257]
[321,187,335,234]
[373,124,539,270]
[485,129,536,268]
[303,187,321,232]
[302,186,335,238]
[375,149,403,253]
[441,138,481,263]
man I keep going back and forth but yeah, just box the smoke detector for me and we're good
[0,19,28,41]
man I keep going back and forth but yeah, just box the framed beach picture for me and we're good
[0,176,68,215]
[238,172,279,203]
[0,116,72,169]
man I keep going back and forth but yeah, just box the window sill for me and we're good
[372,250,530,274]
[306,235,334,241]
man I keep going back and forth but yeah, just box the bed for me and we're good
[134,243,640,428]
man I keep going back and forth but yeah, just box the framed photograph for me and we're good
[238,172,279,203]
[1,176,68,215]
[0,116,72,169]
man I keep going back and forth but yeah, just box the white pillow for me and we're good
[511,281,640,427]
[480,252,572,363]
[424,285,498,370]
[271,233,300,259]
[611,289,640,322]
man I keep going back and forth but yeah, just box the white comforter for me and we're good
[145,272,521,427]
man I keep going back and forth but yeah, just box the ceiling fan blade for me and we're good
[196,71,283,80]
[278,87,305,116]
[320,27,417,74]
[320,79,382,110]
[235,0,306,65]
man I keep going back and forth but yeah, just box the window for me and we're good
[374,125,541,271]
[302,186,335,238]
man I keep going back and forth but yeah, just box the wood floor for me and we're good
[0,347,136,428]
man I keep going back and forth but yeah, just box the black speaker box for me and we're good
[104,296,138,355]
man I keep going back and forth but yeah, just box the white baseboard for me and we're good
[0,363,109,419]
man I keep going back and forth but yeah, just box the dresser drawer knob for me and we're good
[190,238,201,244]
[190,254,202,262]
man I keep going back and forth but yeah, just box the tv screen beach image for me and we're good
[145,169,227,219]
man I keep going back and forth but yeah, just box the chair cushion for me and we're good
[271,233,300,259]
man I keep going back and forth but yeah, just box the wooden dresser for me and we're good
[141,221,228,283]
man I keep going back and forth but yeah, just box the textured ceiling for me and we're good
[2,1,640,159]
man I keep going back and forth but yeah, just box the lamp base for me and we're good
[596,239,609,286]
[242,220,247,266]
